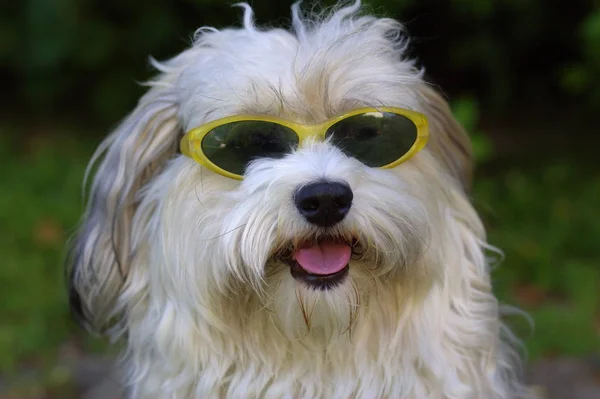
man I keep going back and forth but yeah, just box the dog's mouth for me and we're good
[281,238,358,290]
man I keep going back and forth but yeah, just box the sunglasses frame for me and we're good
[180,107,429,180]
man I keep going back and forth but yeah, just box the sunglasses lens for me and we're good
[201,121,299,175]
[325,112,418,167]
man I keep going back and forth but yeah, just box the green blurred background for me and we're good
[1,0,599,397]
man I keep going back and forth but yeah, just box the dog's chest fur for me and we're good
[131,286,510,399]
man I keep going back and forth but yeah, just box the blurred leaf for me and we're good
[23,0,80,70]
[451,96,494,163]
[452,96,479,131]
[92,71,141,120]
[561,64,589,93]
[450,0,493,19]
[33,217,64,248]
[470,131,493,163]
[513,283,550,309]
[76,20,118,68]
[581,9,600,44]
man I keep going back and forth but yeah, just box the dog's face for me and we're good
[68,2,473,341]
[161,139,436,337]
[66,6,533,397]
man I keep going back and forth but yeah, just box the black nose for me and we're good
[294,181,353,227]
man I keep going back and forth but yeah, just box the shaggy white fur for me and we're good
[67,1,533,398]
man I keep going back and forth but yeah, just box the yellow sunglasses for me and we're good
[180,107,429,180]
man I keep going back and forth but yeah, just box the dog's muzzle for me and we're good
[283,181,354,289]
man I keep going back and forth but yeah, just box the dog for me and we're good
[67,1,533,398]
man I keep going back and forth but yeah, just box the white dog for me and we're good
[67,1,532,398]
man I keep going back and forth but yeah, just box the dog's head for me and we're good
[68,1,474,340]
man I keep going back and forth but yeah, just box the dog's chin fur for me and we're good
[67,1,533,398]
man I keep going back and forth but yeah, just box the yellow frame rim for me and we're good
[180,107,429,180]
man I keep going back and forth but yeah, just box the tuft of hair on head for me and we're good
[232,2,259,32]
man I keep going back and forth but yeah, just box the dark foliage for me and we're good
[2,0,599,126]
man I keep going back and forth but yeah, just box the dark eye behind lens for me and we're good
[325,112,418,167]
[201,121,298,175]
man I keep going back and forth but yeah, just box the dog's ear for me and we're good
[66,62,182,333]
[417,84,474,191]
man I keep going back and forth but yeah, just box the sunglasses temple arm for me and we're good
[180,135,193,158]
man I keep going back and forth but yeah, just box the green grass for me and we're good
[0,129,96,374]
[474,162,600,358]
[0,125,597,380]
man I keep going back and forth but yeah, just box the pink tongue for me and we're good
[292,242,351,275]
